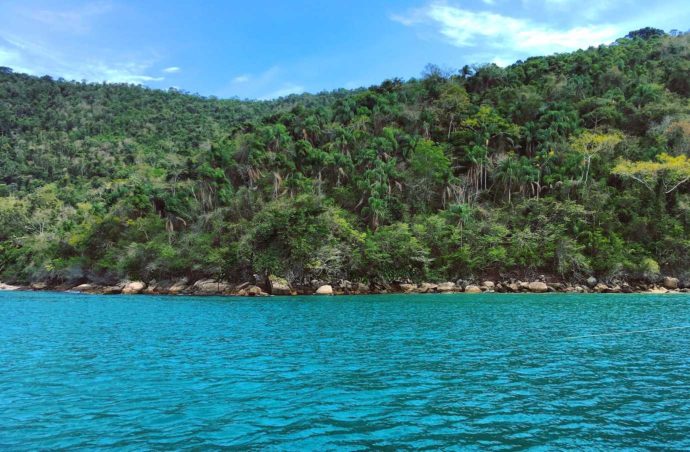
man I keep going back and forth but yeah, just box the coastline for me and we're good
[1,276,687,297]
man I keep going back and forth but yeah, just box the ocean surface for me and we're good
[1,291,690,450]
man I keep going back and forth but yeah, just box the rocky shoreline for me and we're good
[1,275,688,296]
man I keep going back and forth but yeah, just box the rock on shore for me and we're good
[399,283,416,293]
[71,283,100,294]
[5,274,689,297]
[528,281,549,293]
[663,277,679,290]
[237,285,268,296]
[168,278,189,294]
[191,279,233,295]
[269,275,293,295]
[122,281,146,294]
[0,282,21,291]
[437,282,456,293]
[315,285,334,295]
[464,285,482,293]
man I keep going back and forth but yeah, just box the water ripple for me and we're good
[1,292,690,449]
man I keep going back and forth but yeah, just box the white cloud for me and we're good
[0,35,162,84]
[21,1,113,34]
[491,56,512,67]
[232,74,250,83]
[393,3,621,58]
[0,1,163,86]
[344,80,364,90]
[81,62,164,84]
[523,0,621,20]
[218,66,304,99]
[389,13,417,27]
[163,66,180,73]
[0,46,31,73]
[260,83,305,100]
[0,1,166,85]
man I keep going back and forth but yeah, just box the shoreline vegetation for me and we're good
[1,275,686,296]
[2,28,690,289]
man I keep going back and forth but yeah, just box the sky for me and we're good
[0,0,688,100]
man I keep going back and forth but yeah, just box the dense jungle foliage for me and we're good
[1,28,689,285]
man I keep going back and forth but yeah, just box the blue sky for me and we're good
[1,0,688,99]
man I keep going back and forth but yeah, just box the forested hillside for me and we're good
[1,28,689,288]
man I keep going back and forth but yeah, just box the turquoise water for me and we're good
[1,292,690,450]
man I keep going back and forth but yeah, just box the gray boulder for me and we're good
[72,283,100,294]
[399,283,417,293]
[528,281,548,293]
[594,283,609,293]
[663,277,679,290]
[356,282,370,294]
[237,285,268,296]
[437,282,456,293]
[192,279,233,295]
[102,286,122,295]
[269,275,293,295]
[168,278,189,294]
[418,283,438,293]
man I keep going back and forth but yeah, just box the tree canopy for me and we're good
[1,29,689,285]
